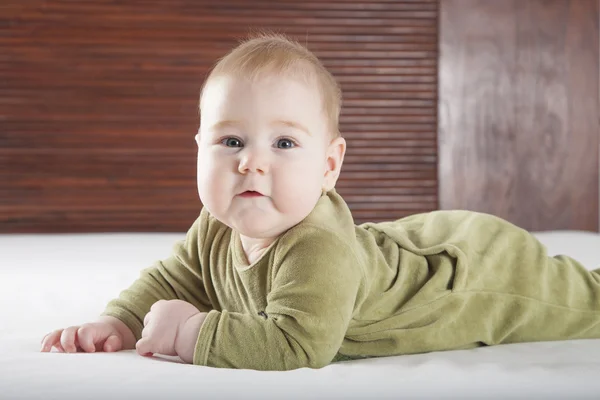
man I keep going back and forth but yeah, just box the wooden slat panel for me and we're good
[3,151,436,182]
[438,0,599,231]
[3,208,200,233]
[0,126,437,148]
[1,0,438,232]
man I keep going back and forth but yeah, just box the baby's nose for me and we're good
[238,151,270,174]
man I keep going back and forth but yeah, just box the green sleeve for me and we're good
[193,228,363,370]
[101,214,212,340]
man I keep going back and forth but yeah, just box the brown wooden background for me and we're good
[438,0,599,232]
[1,0,598,234]
[1,0,438,233]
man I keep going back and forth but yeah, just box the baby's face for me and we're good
[196,74,332,239]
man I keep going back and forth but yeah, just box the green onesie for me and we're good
[102,189,600,370]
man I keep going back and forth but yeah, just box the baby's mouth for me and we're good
[239,191,264,198]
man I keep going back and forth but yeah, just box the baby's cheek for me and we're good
[277,178,321,216]
[197,172,221,214]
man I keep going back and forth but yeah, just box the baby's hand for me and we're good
[135,299,202,360]
[40,317,130,353]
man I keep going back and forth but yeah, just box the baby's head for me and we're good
[196,33,346,240]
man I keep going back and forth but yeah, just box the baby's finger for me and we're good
[51,338,66,353]
[53,340,66,353]
[40,330,62,352]
[150,300,166,312]
[76,325,96,353]
[141,324,150,339]
[135,337,154,357]
[103,334,122,352]
[143,312,151,327]
[60,326,79,353]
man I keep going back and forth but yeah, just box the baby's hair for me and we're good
[199,32,342,138]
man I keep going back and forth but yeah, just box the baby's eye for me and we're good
[276,138,296,149]
[221,137,243,148]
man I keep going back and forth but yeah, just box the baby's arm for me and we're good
[42,212,213,354]
[192,229,363,370]
[101,213,213,342]
[174,311,208,363]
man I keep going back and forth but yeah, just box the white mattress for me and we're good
[1,230,599,399]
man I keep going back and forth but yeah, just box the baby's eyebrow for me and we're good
[210,120,242,132]
[271,120,312,136]
[210,119,312,136]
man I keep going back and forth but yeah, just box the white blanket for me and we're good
[1,231,599,399]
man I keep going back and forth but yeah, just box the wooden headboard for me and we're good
[2,0,598,233]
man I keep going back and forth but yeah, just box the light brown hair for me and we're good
[199,32,342,138]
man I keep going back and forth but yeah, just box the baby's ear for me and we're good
[323,137,346,191]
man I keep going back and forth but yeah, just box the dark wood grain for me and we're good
[438,0,599,232]
[1,0,439,232]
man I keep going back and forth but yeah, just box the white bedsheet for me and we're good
[1,230,599,399]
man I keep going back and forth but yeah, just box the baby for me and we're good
[40,33,600,371]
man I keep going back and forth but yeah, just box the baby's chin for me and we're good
[212,203,312,238]
[225,211,304,238]
[233,220,292,239]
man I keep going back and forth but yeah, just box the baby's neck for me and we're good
[239,235,277,265]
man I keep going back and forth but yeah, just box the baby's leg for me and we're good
[367,212,600,354]
[450,245,600,346]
